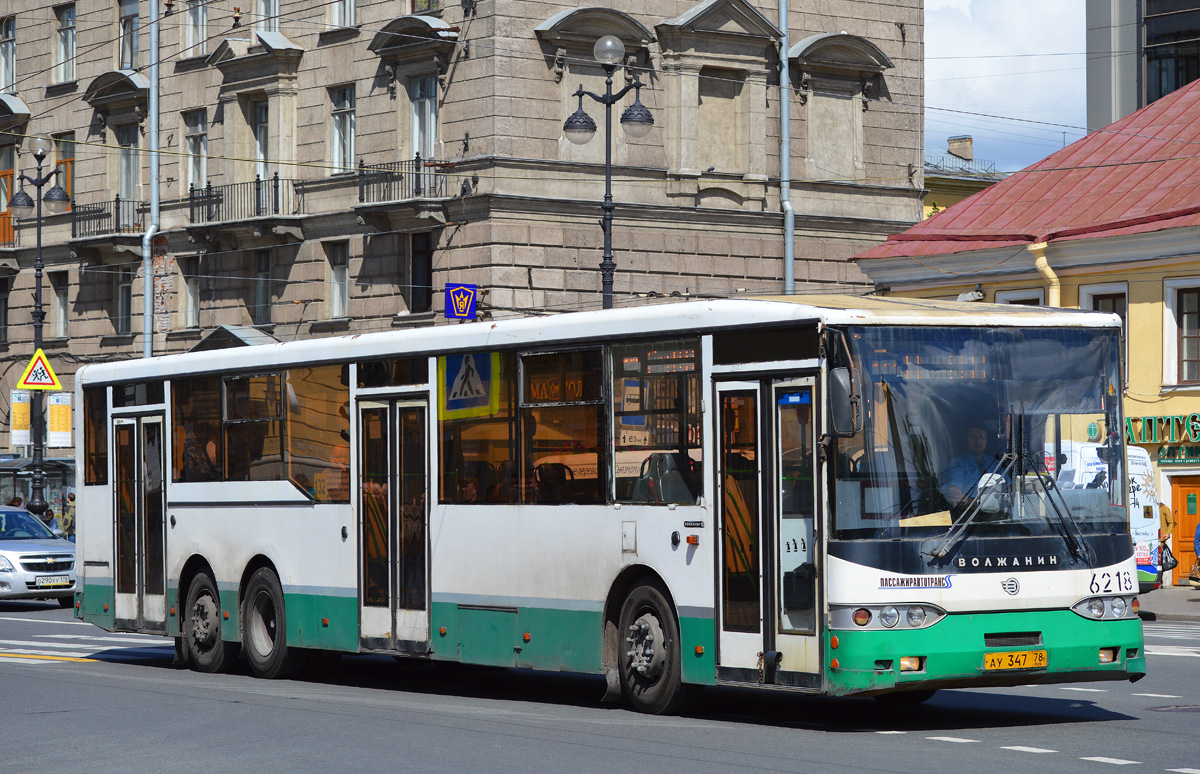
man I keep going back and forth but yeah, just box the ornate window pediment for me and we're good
[82,69,148,116]
[369,15,458,60]
[656,0,781,45]
[789,33,893,78]
[208,32,304,83]
[0,93,30,133]
[536,8,654,84]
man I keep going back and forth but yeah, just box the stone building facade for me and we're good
[0,0,923,457]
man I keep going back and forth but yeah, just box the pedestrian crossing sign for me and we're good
[18,349,62,390]
[438,352,501,419]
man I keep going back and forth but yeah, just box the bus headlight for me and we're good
[1110,597,1127,618]
[852,608,872,626]
[1085,598,1106,618]
[907,605,927,627]
[879,606,900,628]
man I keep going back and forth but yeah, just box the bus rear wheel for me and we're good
[184,572,236,673]
[243,568,308,679]
[617,581,694,715]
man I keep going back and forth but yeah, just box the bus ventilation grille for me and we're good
[984,632,1042,647]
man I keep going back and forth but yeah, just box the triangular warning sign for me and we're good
[19,349,63,391]
[448,354,486,401]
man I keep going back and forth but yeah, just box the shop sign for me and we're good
[1127,414,1200,464]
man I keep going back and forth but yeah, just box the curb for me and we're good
[1140,612,1200,623]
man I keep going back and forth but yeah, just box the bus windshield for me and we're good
[832,325,1125,544]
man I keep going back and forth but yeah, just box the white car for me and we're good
[0,507,76,608]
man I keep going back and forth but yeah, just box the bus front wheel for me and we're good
[243,568,308,679]
[184,572,236,673]
[617,582,694,715]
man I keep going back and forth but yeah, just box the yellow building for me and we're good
[923,136,1006,218]
[854,80,1200,584]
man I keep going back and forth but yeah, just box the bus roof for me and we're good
[76,295,1119,385]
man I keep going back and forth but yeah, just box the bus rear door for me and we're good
[715,377,821,689]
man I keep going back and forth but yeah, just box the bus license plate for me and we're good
[984,650,1047,671]
[35,575,70,588]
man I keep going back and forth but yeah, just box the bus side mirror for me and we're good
[829,367,862,437]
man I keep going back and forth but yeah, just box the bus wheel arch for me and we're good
[603,568,694,714]
[180,558,237,673]
[240,560,308,679]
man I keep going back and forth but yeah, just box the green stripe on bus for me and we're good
[80,581,115,630]
[430,601,716,682]
[826,610,1146,696]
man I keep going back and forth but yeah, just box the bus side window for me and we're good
[611,339,701,504]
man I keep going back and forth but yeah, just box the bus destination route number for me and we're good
[983,649,1047,671]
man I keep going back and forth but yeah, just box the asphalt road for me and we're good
[3,601,1200,774]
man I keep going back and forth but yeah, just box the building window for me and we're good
[252,250,271,324]
[0,17,14,94]
[181,256,200,328]
[1180,288,1200,383]
[184,110,207,190]
[331,0,354,28]
[50,271,69,338]
[118,0,139,69]
[257,0,279,33]
[328,242,349,319]
[253,101,269,179]
[116,124,139,228]
[0,278,8,342]
[410,75,437,160]
[1086,289,1127,338]
[1144,3,1200,104]
[1,146,13,247]
[116,266,134,335]
[56,5,76,82]
[409,232,432,313]
[184,0,206,56]
[413,0,439,12]
[993,288,1045,305]
[54,133,74,206]
[330,85,355,174]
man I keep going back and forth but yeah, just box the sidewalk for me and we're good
[1138,582,1200,623]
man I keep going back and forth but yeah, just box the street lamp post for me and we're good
[8,134,71,516]
[562,35,654,310]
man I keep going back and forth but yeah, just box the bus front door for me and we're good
[358,400,429,653]
[113,415,167,633]
[715,378,821,689]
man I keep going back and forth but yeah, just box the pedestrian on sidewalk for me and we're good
[1192,520,1200,589]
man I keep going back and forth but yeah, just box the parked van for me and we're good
[1054,442,1161,593]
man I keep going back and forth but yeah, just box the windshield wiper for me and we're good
[1025,465,1091,564]
[925,452,1018,562]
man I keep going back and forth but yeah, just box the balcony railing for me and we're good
[188,174,303,223]
[72,198,147,239]
[358,156,449,205]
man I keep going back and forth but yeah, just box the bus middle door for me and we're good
[113,414,168,633]
[715,378,821,689]
[358,399,429,653]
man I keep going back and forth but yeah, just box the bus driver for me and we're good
[940,423,1005,506]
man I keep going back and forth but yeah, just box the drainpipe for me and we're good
[142,0,160,358]
[779,0,794,294]
[1028,241,1060,306]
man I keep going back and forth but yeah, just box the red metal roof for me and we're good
[858,77,1200,261]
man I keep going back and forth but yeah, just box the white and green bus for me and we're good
[73,296,1145,711]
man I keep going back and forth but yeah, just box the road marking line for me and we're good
[926,737,978,743]
[1144,646,1200,658]
[1079,757,1139,765]
[1001,746,1057,754]
[1060,687,1108,692]
[40,634,168,644]
[876,731,906,735]
[0,651,96,663]
[1166,768,1200,773]
[0,616,91,626]
[1132,693,1181,698]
